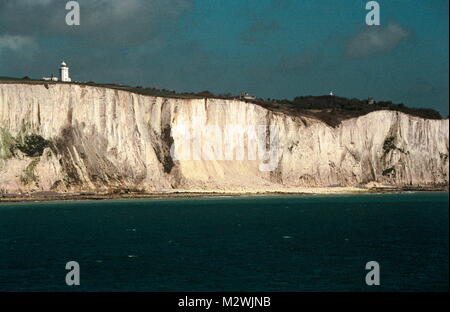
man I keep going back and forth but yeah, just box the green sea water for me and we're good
[0,192,448,291]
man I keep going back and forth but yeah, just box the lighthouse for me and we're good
[59,61,71,82]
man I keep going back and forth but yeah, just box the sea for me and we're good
[0,192,448,292]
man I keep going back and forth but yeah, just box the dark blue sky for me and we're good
[0,0,448,115]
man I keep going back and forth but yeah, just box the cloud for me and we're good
[241,19,280,44]
[0,0,193,46]
[346,22,411,58]
[0,35,37,52]
[0,35,38,68]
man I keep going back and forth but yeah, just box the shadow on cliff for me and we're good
[51,123,147,192]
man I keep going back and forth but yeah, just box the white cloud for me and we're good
[0,0,193,46]
[346,22,411,58]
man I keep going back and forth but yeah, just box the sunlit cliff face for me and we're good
[0,83,448,193]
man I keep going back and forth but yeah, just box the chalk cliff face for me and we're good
[0,83,448,193]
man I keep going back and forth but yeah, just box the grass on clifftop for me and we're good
[0,77,444,127]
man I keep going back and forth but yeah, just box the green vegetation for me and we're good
[84,83,204,99]
[382,167,395,176]
[0,76,20,81]
[254,95,442,127]
[0,130,51,159]
[16,134,51,157]
[382,135,407,155]
[383,136,397,153]
[0,128,16,159]
[89,85,444,126]
[20,158,40,185]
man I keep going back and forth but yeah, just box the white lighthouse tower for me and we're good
[59,61,71,82]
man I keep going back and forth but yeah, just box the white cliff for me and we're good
[0,83,448,193]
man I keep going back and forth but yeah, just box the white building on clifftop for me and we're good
[59,61,71,82]
[42,61,71,82]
